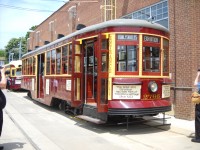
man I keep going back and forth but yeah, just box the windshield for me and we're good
[143,46,160,72]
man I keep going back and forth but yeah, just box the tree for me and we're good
[25,25,37,40]
[4,25,37,62]
[4,37,26,62]
[0,50,5,57]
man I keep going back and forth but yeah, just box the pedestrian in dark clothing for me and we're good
[6,75,10,91]
[192,69,200,143]
[0,67,7,150]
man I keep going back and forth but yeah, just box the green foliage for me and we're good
[25,25,37,40]
[4,25,37,62]
[0,50,6,57]
[4,37,26,62]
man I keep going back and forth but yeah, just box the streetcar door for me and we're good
[84,40,97,104]
[37,54,45,98]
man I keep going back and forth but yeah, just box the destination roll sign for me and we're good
[143,35,160,43]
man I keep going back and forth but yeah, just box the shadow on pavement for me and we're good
[1,142,25,150]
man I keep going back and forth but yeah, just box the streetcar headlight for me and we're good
[148,81,158,93]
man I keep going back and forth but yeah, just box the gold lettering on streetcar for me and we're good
[143,94,160,100]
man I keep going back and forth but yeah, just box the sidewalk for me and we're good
[0,109,36,150]
[1,111,195,150]
[0,89,196,149]
[155,113,195,137]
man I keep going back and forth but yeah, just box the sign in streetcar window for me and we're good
[117,34,138,41]
[113,85,141,99]
[46,79,50,95]
[15,80,21,84]
[162,85,170,98]
[143,36,160,43]
[32,78,34,91]
[66,80,71,91]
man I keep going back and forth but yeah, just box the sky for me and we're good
[0,0,68,49]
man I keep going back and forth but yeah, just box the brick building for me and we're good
[27,0,200,120]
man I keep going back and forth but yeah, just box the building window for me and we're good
[49,21,54,31]
[122,0,169,28]
[35,31,40,46]
[49,21,55,41]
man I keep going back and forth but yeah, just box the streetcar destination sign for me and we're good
[143,35,159,43]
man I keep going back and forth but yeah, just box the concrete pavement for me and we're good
[1,109,36,150]
[0,90,197,150]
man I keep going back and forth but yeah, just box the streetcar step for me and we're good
[77,115,106,124]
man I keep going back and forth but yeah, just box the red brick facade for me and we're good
[28,0,200,120]
[168,0,200,120]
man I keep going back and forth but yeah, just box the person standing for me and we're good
[0,67,7,150]
[192,69,200,143]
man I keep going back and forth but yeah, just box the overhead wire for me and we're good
[0,3,67,12]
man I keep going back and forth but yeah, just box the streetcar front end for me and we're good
[108,77,171,116]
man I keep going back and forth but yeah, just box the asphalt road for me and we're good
[1,90,199,150]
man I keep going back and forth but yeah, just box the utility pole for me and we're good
[9,51,10,62]
[9,52,14,62]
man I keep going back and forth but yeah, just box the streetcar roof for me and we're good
[22,19,169,58]
[4,60,22,68]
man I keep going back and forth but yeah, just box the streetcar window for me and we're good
[29,57,33,75]
[56,48,61,74]
[11,69,15,76]
[101,53,108,72]
[33,57,36,75]
[75,44,81,73]
[100,78,108,104]
[101,39,108,50]
[46,51,51,75]
[68,44,72,74]
[143,47,160,72]
[163,39,169,73]
[24,60,27,75]
[62,45,68,74]
[22,60,24,75]
[27,57,32,75]
[69,44,72,55]
[51,49,56,74]
[117,45,138,72]
[16,68,22,76]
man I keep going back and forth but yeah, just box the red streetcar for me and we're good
[21,19,171,123]
[4,60,22,90]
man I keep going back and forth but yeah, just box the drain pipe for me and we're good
[173,0,177,109]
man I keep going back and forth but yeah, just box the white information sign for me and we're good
[66,80,71,91]
[46,79,50,95]
[113,85,141,99]
[32,78,34,91]
[15,80,21,84]
[162,85,170,98]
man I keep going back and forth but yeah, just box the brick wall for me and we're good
[29,0,160,49]
[168,0,200,120]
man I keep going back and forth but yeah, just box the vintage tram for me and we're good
[4,60,22,90]
[21,19,171,123]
